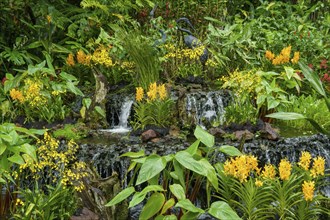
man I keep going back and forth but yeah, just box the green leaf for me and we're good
[0,134,13,143]
[299,62,326,97]
[160,198,176,215]
[95,106,106,118]
[266,112,306,120]
[208,201,241,220]
[105,187,135,207]
[20,143,37,161]
[169,184,186,200]
[194,126,214,148]
[129,185,164,208]
[136,155,167,185]
[139,192,165,220]
[0,144,7,155]
[181,212,201,220]
[121,150,145,158]
[82,98,92,109]
[66,81,84,96]
[155,214,177,220]
[175,199,204,213]
[8,154,25,165]
[185,139,200,155]
[219,145,242,156]
[60,71,78,81]
[200,159,218,190]
[175,151,205,176]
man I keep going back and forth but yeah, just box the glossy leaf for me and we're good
[200,159,218,190]
[160,198,176,215]
[266,112,306,120]
[7,154,25,165]
[209,201,241,220]
[194,126,214,148]
[185,139,200,155]
[121,150,145,158]
[175,199,204,213]
[181,212,201,220]
[136,155,167,185]
[219,145,243,156]
[105,186,135,207]
[175,151,205,176]
[139,192,165,220]
[155,214,177,220]
[169,184,186,200]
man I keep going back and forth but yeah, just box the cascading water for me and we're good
[185,91,230,128]
[105,95,134,133]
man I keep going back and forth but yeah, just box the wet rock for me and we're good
[70,207,99,220]
[141,129,158,142]
[233,130,254,140]
[169,125,181,137]
[260,122,279,140]
[209,127,225,137]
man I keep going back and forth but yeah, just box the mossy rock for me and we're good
[53,123,88,140]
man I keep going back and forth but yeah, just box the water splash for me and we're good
[185,91,228,128]
[104,95,134,133]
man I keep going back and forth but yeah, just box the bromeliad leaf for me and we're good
[136,155,167,185]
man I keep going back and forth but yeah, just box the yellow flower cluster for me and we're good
[220,70,261,95]
[136,82,168,102]
[76,49,91,65]
[310,156,325,178]
[163,43,205,61]
[91,45,114,67]
[279,158,292,181]
[255,179,263,187]
[302,180,315,201]
[20,132,88,192]
[265,46,300,65]
[298,151,311,170]
[24,79,47,108]
[223,155,259,183]
[66,53,75,66]
[261,164,276,179]
[10,88,24,103]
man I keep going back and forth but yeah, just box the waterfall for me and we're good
[185,91,228,128]
[105,95,134,133]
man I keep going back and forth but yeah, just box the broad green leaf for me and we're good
[0,177,6,183]
[95,106,106,118]
[105,186,135,207]
[8,154,25,165]
[299,62,326,97]
[219,145,242,156]
[155,214,177,220]
[181,212,200,220]
[66,81,84,96]
[208,201,241,220]
[139,192,165,220]
[185,139,200,155]
[0,134,13,143]
[169,184,186,200]
[136,155,167,185]
[284,66,295,79]
[200,159,218,190]
[19,143,37,161]
[175,199,204,213]
[0,144,7,155]
[82,98,92,109]
[194,126,214,148]
[161,198,176,215]
[173,160,185,187]
[121,150,145,158]
[127,161,137,172]
[129,185,164,208]
[60,71,78,81]
[175,151,205,176]
[266,112,306,120]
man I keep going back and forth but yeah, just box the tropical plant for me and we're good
[13,182,77,220]
[4,60,83,123]
[215,151,329,219]
[106,126,242,219]
[132,82,174,130]
[267,62,330,136]
[0,123,43,218]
